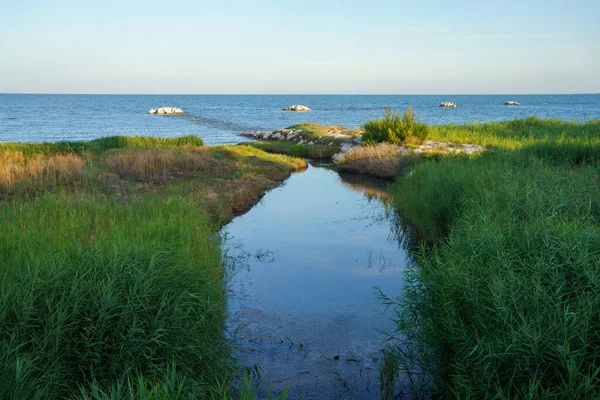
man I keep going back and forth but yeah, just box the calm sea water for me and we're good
[1,94,599,144]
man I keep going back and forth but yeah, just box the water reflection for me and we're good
[223,164,408,399]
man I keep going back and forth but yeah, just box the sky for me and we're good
[0,0,599,94]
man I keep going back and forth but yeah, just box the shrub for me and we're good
[362,106,429,144]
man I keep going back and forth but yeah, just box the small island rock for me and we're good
[505,101,521,106]
[283,105,311,112]
[440,102,458,108]
[149,107,184,115]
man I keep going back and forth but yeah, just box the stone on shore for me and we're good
[283,105,311,112]
[440,102,458,108]
[149,107,184,115]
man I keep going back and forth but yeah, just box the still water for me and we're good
[224,163,406,399]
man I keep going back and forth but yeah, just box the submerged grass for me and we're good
[384,119,600,398]
[0,136,303,398]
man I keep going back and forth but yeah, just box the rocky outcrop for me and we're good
[242,128,357,143]
[440,102,458,108]
[505,101,520,106]
[283,105,311,112]
[148,107,184,115]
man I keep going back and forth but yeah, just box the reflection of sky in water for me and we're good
[224,165,407,399]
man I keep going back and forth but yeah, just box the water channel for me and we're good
[224,162,408,399]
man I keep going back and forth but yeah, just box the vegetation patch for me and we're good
[0,136,304,399]
[362,106,429,145]
[247,141,341,160]
[336,143,414,179]
[285,122,361,139]
[382,119,600,398]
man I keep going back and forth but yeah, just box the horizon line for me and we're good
[1,92,599,96]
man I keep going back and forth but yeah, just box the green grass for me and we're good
[246,141,341,160]
[0,136,303,399]
[363,106,429,145]
[285,122,351,137]
[427,117,600,150]
[0,135,204,156]
[0,194,228,399]
[384,119,600,398]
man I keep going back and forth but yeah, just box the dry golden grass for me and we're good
[105,147,215,180]
[0,151,84,193]
[338,144,416,178]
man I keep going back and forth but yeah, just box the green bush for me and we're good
[362,106,429,144]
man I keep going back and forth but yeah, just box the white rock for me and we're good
[283,105,312,112]
[151,107,185,115]
[148,109,157,114]
[440,102,458,108]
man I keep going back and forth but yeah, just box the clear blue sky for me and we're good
[1,0,598,94]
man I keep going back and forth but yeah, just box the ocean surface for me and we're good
[1,94,599,144]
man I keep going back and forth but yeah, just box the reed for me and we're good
[385,128,600,398]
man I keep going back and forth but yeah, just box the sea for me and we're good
[1,94,599,144]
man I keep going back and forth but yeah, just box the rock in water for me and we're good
[440,102,458,108]
[283,105,311,112]
[505,101,521,106]
[149,107,184,115]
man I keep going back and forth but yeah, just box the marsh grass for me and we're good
[286,122,360,138]
[105,147,215,180]
[338,143,417,178]
[0,136,303,398]
[0,195,228,398]
[363,106,429,145]
[0,135,204,156]
[386,129,600,398]
[427,117,600,149]
[247,141,341,160]
[0,150,85,194]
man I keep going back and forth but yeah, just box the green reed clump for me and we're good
[0,194,228,398]
[0,135,204,156]
[387,146,600,398]
[363,106,429,144]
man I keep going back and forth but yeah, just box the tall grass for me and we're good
[386,135,600,398]
[0,194,228,398]
[0,151,84,194]
[338,143,415,179]
[0,135,204,156]
[427,117,600,149]
[0,136,303,398]
[363,106,429,144]
[105,147,214,180]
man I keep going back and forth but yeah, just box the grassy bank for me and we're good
[0,136,304,399]
[383,118,600,398]
[248,140,341,160]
